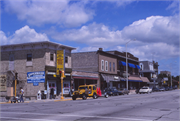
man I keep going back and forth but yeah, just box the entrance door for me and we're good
[47,81,57,95]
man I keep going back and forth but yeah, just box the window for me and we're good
[65,57,68,63]
[109,62,111,72]
[105,61,108,71]
[50,53,54,61]
[113,62,115,72]
[101,60,104,71]
[93,86,96,90]
[9,54,14,61]
[27,54,32,61]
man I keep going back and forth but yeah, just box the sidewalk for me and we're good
[1,91,137,104]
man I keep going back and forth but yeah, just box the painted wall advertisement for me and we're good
[56,50,64,75]
[0,75,7,91]
[27,71,45,86]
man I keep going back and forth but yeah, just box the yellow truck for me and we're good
[72,85,98,100]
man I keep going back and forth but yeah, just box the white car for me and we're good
[139,86,152,94]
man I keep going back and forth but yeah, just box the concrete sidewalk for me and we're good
[0,91,137,104]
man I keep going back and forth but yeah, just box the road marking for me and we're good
[1,112,152,121]
[0,117,56,121]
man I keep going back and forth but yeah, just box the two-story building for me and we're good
[0,41,75,100]
[139,61,159,87]
[72,48,148,90]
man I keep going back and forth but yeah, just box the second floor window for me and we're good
[105,61,108,71]
[50,54,54,61]
[101,60,104,71]
[65,57,68,63]
[109,62,111,72]
[27,54,32,61]
[113,62,115,72]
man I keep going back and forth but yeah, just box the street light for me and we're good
[126,39,136,90]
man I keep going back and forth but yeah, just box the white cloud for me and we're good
[48,22,123,48]
[122,15,179,46]
[4,0,94,27]
[166,1,179,14]
[1,25,49,45]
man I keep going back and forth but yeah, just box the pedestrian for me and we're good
[50,88,54,99]
[20,87,24,103]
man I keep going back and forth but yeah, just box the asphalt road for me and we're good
[1,89,180,121]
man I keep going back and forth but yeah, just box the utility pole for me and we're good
[15,72,18,97]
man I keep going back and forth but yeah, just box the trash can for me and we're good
[37,90,41,100]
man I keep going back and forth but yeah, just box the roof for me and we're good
[1,41,76,50]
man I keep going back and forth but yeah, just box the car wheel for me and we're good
[82,94,87,100]
[139,93,141,94]
[127,93,129,95]
[93,94,97,99]
[72,96,76,100]
[105,94,109,98]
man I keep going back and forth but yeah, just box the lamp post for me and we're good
[126,39,136,90]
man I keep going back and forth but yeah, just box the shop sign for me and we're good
[114,76,119,80]
[56,50,64,75]
[0,75,6,91]
[163,77,168,81]
[27,71,45,86]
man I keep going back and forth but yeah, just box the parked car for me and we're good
[159,87,165,91]
[152,87,160,92]
[119,88,129,95]
[72,85,98,100]
[139,86,152,94]
[165,86,169,91]
[105,87,122,96]
[173,85,178,89]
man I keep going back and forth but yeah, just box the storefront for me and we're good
[101,74,121,90]
[72,71,99,90]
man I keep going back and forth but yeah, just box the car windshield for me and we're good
[79,87,87,90]
[142,87,148,89]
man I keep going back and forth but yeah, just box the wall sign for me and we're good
[0,75,6,91]
[56,50,64,75]
[27,71,45,86]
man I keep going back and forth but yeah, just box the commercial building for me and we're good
[139,61,159,87]
[72,48,148,90]
[0,41,75,99]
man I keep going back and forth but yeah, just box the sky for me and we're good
[0,0,179,76]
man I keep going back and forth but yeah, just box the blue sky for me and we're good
[0,0,179,76]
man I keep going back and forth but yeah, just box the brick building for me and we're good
[0,41,75,99]
[72,48,147,90]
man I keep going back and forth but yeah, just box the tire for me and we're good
[82,94,87,100]
[105,94,109,98]
[11,101,12,103]
[93,93,97,99]
[127,93,129,95]
[72,96,76,100]
[139,93,141,94]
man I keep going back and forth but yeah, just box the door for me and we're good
[47,81,57,95]
[63,81,70,94]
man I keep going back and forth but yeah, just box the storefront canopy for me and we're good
[136,65,141,69]
[119,61,126,66]
[101,74,121,83]
[128,63,136,68]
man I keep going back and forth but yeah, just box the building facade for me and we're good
[139,61,159,87]
[0,41,75,99]
[72,48,147,90]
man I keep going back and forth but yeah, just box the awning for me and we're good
[140,77,150,82]
[128,63,136,68]
[119,61,126,66]
[121,76,143,82]
[73,76,98,80]
[101,74,121,83]
[136,65,141,69]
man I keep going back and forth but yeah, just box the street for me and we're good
[0,89,179,121]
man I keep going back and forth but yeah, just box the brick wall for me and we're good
[72,52,98,72]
